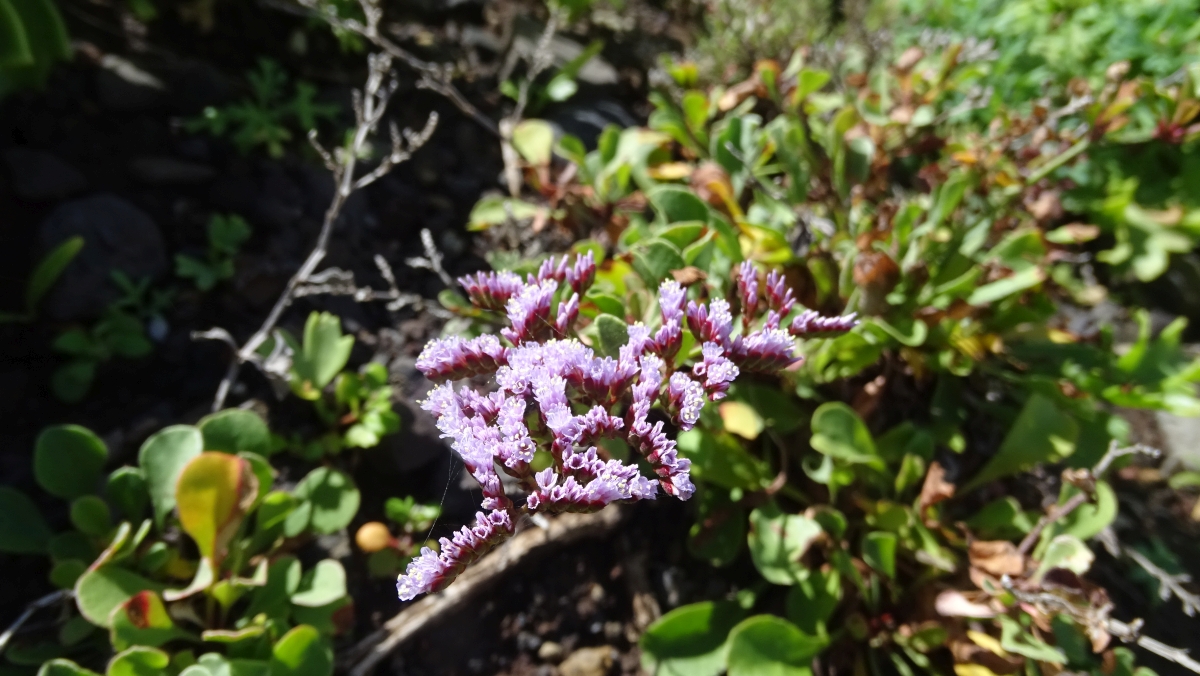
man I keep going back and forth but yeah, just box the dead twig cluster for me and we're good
[292,0,498,136]
[196,44,441,411]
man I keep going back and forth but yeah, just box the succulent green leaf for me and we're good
[631,238,686,286]
[0,486,52,553]
[175,452,258,565]
[511,119,554,166]
[641,601,745,676]
[109,590,189,650]
[293,467,360,535]
[34,424,107,499]
[291,559,347,607]
[138,425,204,526]
[270,625,334,676]
[199,409,272,456]
[70,495,113,537]
[26,235,83,314]
[747,503,822,586]
[726,615,822,676]
[810,403,880,466]
[997,615,1066,663]
[861,531,897,579]
[291,312,354,396]
[594,313,629,358]
[650,186,710,224]
[37,659,102,676]
[785,568,841,634]
[1034,535,1095,581]
[106,467,148,522]
[964,394,1078,491]
[75,565,165,627]
[50,559,87,589]
[106,646,170,676]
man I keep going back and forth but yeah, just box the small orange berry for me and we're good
[356,522,393,553]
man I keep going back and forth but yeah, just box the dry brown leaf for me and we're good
[935,590,998,618]
[671,267,707,285]
[968,540,1025,577]
[918,461,955,517]
[1026,190,1063,222]
[896,46,924,72]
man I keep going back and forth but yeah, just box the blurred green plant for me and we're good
[263,312,400,459]
[51,273,173,404]
[185,59,339,158]
[0,416,356,676]
[0,235,83,323]
[175,214,252,291]
[0,0,70,98]
[353,496,441,579]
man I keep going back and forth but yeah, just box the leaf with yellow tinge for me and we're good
[954,666,1002,676]
[110,590,188,650]
[175,452,258,565]
[719,402,765,440]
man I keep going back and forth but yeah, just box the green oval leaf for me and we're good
[35,424,107,499]
[747,503,822,586]
[36,659,101,676]
[640,601,744,676]
[726,615,823,676]
[107,646,170,676]
[199,409,272,456]
[176,452,259,564]
[138,425,203,527]
[70,495,112,537]
[290,559,347,608]
[810,403,878,465]
[106,467,148,522]
[0,486,52,554]
[75,566,164,627]
[270,625,333,676]
[293,467,360,535]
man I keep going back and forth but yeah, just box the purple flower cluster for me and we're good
[398,255,855,601]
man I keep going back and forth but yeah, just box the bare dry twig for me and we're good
[1017,441,1160,556]
[0,590,73,657]
[196,46,439,412]
[1005,580,1200,674]
[341,507,627,676]
[290,0,498,136]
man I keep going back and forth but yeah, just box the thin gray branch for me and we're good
[196,51,438,412]
[289,0,498,136]
[0,590,73,656]
[1017,441,1160,556]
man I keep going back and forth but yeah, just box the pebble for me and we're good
[558,646,615,676]
[3,148,88,201]
[130,157,215,185]
[537,640,564,663]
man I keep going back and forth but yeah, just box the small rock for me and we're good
[95,55,165,111]
[3,148,87,201]
[130,157,215,185]
[558,646,615,676]
[38,194,168,320]
[537,641,564,663]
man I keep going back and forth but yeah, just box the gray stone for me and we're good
[3,148,87,201]
[38,194,168,320]
[130,157,215,185]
